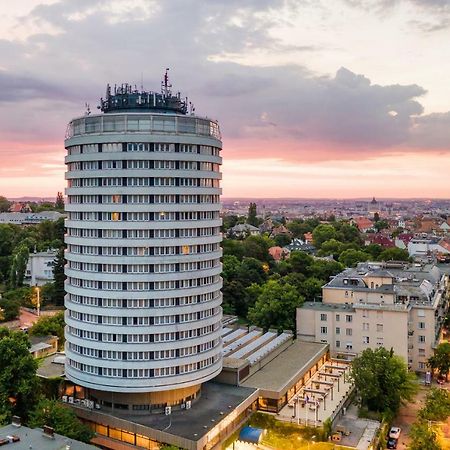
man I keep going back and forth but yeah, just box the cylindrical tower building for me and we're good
[64,76,223,411]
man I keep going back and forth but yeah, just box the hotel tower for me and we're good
[64,72,223,411]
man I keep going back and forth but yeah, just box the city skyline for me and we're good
[0,0,449,198]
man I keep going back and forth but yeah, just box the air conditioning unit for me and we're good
[165,406,172,415]
[186,401,191,410]
[68,397,74,404]
[181,403,186,409]
[62,396,67,403]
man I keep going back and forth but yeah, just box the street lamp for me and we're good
[34,285,40,317]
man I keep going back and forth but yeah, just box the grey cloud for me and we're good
[0,0,447,159]
[410,112,450,149]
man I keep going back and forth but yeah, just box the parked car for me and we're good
[389,427,401,440]
[387,438,398,449]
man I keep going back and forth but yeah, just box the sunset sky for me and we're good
[0,0,449,199]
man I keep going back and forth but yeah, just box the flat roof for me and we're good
[99,382,258,443]
[36,353,66,379]
[241,340,328,394]
[0,424,97,450]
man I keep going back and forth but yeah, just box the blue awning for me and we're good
[239,426,264,444]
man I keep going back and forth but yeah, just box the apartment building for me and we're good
[297,261,449,372]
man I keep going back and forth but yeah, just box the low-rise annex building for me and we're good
[62,325,350,449]
[297,261,449,372]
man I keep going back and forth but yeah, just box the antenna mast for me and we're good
[162,68,172,97]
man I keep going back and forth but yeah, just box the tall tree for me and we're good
[50,247,66,306]
[247,202,258,227]
[248,279,304,332]
[428,342,450,380]
[9,243,29,288]
[55,192,65,210]
[312,224,338,248]
[0,196,11,213]
[419,388,450,421]
[0,328,39,421]
[350,347,417,413]
[408,421,441,450]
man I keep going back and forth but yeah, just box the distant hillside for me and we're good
[8,197,55,202]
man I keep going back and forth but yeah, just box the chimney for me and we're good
[11,416,21,427]
[43,425,55,439]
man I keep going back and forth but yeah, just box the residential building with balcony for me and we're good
[297,261,449,372]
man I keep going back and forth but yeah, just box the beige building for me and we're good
[297,262,449,372]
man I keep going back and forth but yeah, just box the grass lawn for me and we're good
[248,413,352,450]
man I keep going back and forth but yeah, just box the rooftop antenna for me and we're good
[84,103,91,116]
[162,68,172,97]
[140,72,144,91]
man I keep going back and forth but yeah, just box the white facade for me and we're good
[408,238,450,257]
[24,250,57,286]
[64,110,223,395]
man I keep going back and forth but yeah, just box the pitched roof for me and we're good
[355,217,373,230]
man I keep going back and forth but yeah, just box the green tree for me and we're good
[49,248,66,306]
[29,312,65,349]
[317,239,345,257]
[237,257,267,286]
[9,243,29,288]
[222,215,241,232]
[408,421,441,450]
[419,388,450,421]
[312,224,338,248]
[378,247,410,262]
[2,287,33,306]
[28,398,94,443]
[247,202,259,227]
[298,277,323,302]
[0,328,39,421]
[339,249,371,267]
[306,259,344,281]
[248,279,304,332]
[222,239,245,259]
[286,220,310,238]
[0,298,20,322]
[0,196,11,213]
[428,342,450,380]
[222,255,241,281]
[350,347,417,413]
[288,251,314,274]
[55,192,64,210]
[335,222,362,244]
[374,220,389,232]
[274,234,291,247]
[365,243,383,259]
[242,235,273,262]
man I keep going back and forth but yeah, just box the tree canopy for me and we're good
[0,328,39,421]
[29,312,65,349]
[419,388,450,422]
[247,279,304,332]
[28,398,94,443]
[408,421,441,450]
[428,342,450,380]
[350,347,417,413]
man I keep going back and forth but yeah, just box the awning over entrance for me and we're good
[239,426,265,444]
